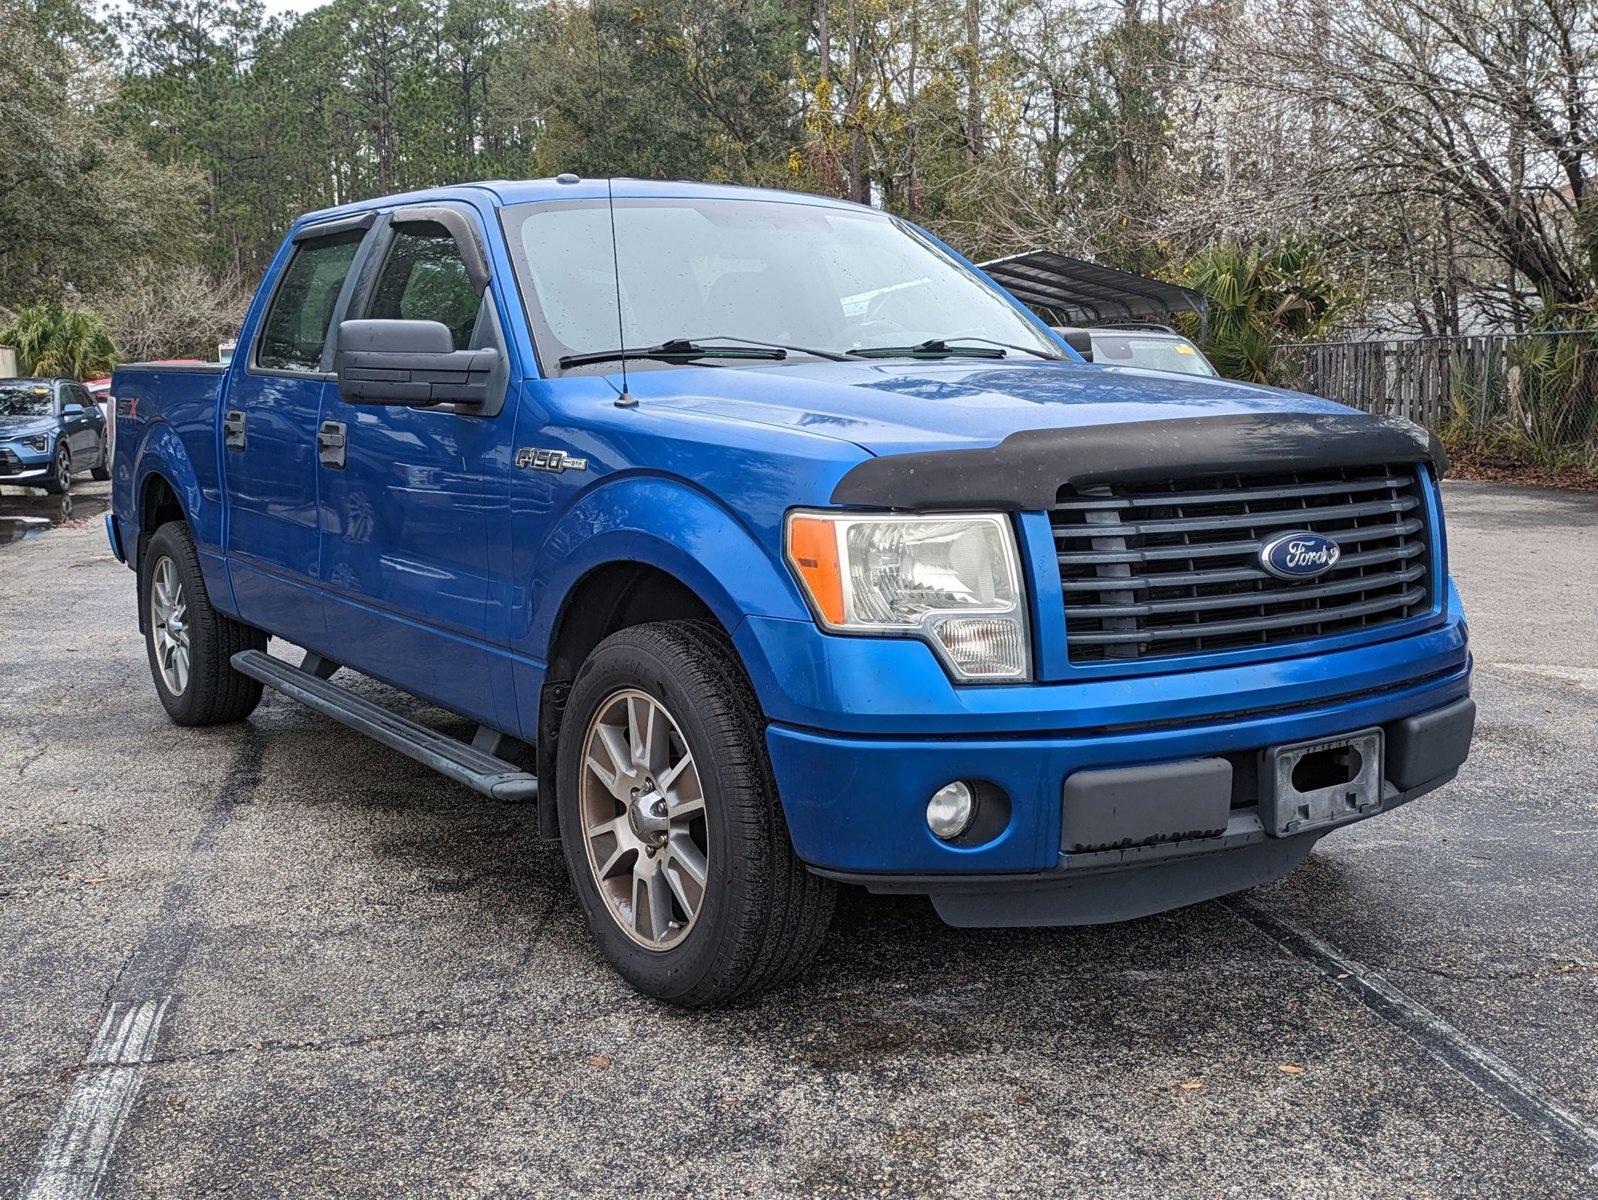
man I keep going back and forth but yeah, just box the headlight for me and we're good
[785,510,1031,681]
[22,433,51,453]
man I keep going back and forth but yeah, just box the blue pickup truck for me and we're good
[110,178,1474,1004]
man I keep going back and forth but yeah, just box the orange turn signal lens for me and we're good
[786,514,846,625]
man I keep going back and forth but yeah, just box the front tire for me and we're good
[42,445,70,495]
[141,521,267,725]
[556,621,835,1006]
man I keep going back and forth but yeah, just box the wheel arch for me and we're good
[139,472,187,539]
[129,425,237,626]
[524,475,807,666]
[525,477,807,839]
[129,423,210,555]
[544,559,722,684]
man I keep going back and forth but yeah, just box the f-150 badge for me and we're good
[516,448,588,474]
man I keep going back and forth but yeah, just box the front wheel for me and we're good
[141,521,267,725]
[41,445,70,495]
[556,621,835,1006]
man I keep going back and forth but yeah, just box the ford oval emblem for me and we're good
[1258,531,1341,580]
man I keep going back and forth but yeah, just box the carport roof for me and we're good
[979,250,1207,325]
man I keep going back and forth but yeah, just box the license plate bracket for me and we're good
[1261,728,1384,837]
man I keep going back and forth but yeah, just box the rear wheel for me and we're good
[41,445,70,495]
[91,438,110,481]
[141,521,267,725]
[556,621,835,1006]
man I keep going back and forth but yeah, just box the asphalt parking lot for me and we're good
[1,479,1595,1198]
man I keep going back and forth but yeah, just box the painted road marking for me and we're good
[1227,899,1598,1168]
[19,737,263,1195]
[1489,662,1598,691]
[21,998,171,1200]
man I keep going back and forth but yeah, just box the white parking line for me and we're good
[1228,899,1598,1169]
[21,998,171,1200]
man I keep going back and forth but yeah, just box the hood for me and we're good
[619,358,1352,456]
[0,416,55,439]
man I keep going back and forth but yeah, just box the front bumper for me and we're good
[766,664,1473,923]
[0,439,52,482]
[0,460,51,482]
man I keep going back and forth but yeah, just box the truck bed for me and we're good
[111,361,229,557]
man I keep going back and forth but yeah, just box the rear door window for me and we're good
[364,222,480,350]
[256,230,366,372]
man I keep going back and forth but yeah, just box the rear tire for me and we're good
[141,521,267,726]
[556,620,835,1006]
[91,435,111,480]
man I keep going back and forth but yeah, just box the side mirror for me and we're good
[335,319,499,407]
[62,402,85,416]
[1058,329,1094,362]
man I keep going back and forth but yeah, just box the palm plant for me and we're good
[1182,239,1351,385]
[0,302,120,379]
[1503,333,1594,466]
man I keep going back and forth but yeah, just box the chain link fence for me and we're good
[1281,331,1598,476]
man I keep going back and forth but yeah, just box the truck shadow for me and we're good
[241,672,1347,1063]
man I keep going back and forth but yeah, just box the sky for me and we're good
[262,0,327,14]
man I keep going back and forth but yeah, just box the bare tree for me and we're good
[92,266,248,362]
[1236,0,1598,324]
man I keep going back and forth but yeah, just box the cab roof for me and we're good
[297,177,871,228]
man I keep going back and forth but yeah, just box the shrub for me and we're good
[0,302,119,378]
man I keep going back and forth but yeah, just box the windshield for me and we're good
[1089,333,1216,377]
[0,384,54,418]
[504,197,1058,369]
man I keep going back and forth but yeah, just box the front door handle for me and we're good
[317,420,347,469]
[224,410,246,451]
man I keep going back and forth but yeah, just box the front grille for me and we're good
[1051,465,1432,663]
[0,448,22,475]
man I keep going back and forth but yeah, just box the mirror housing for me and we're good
[61,401,85,416]
[1057,328,1094,362]
[335,319,499,407]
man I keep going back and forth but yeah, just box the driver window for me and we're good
[366,221,480,350]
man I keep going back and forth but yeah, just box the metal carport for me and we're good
[979,250,1206,326]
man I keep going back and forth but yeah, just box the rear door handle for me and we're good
[223,410,246,450]
[317,420,347,469]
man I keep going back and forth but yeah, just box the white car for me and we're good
[1054,323,1219,377]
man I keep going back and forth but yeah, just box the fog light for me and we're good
[926,781,976,840]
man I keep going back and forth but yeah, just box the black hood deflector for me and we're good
[830,411,1447,511]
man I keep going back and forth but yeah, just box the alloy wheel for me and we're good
[149,556,191,696]
[579,688,709,950]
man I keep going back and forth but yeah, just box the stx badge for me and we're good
[516,448,589,474]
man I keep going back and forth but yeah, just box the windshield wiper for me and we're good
[560,338,787,369]
[847,337,1063,361]
[680,334,853,362]
[848,339,1003,360]
[559,335,850,369]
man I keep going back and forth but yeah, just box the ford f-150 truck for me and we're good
[110,179,1474,1005]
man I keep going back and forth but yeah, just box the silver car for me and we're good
[1054,323,1219,377]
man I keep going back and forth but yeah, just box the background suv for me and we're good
[0,378,110,494]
